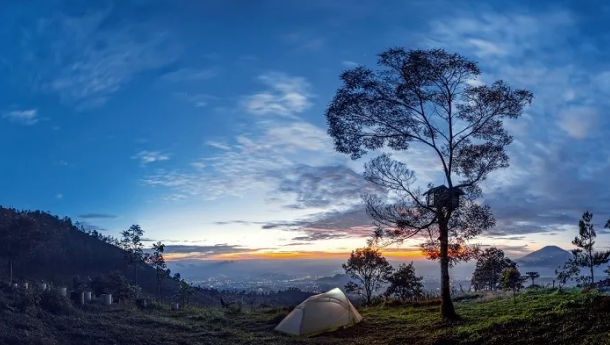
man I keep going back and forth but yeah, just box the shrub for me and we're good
[12,289,41,312]
[40,290,74,315]
[90,272,139,302]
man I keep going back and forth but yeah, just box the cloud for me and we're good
[132,150,171,165]
[2,109,39,125]
[162,67,217,82]
[163,244,260,260]
[173,92,217,108]
[425,10,573,60]
[277,165,383,209]
[21,8,178,109]
[141,119,344,203]
[242,73,312,117]
[558,106,599,139]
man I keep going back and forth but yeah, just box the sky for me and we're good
[1,0,610,264]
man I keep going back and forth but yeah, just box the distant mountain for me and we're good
[516,245,572,270]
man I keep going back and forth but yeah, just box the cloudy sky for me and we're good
[1,0,609,262]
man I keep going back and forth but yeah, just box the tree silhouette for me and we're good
[326,48,532,319]
[571,211,610,285]
[385,262,423,301]
[343,247,393,305]
[120,224,145,286]
[146,241,168,297]
[471,247,515,291]
[555,260,579,290]
[525,271,540,287]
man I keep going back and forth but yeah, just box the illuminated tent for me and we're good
[274,288,362,336]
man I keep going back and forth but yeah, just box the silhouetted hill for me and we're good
[0,207,178,297]
[516,246,572,274]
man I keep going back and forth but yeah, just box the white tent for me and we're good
[274,288,363,336]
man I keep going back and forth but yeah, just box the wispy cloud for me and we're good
[2,109,39,125]
[162,67,218,82]
[26,8,178,109]
[132,150,171,165]
[242,73,312,117]
[558,106,598,139]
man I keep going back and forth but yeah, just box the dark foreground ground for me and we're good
[1,288,609,345]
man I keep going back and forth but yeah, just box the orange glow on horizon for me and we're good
[164,248,426,261]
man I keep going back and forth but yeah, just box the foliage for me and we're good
[326,48,532,319]
[571,211,610,285]
[556,260,581,290]
[471,247,516,291]
[384,262,423,301]
[120,224,145,285]
[498,266,526,297]
[343,247,393,305]
[90,272,139,302]
[40,289,75,315]
[177,280,195,306]
[0,212,44,283]
[75,221,119,246]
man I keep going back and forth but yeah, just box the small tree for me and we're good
[471,248,515,291]
[385,262,423,301]
[147,241,168,297]
[498,266,525,299]
[571,211,610,285]
[555,260,580,291]
[177,280,195,306]
[343,247,393,305]
[525,271,540,287]
[120,224,145,286]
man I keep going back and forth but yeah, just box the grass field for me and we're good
[1,288,609,345]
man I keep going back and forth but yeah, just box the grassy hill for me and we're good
[1,287,608,345]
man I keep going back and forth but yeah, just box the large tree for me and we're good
[471,247,516,291]
[326,48,532,319]
[343,247,393,305]
[571,211,610,285]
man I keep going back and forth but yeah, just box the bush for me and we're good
[90,272,139,302]
[40,290,74,315]
[12,289,41,312]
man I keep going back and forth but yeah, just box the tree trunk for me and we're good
[439,220,457,320]
[590,263,594,286]
[134,264,138,286]
[9,259,13,284]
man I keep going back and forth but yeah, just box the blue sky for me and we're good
[1,0,610,261]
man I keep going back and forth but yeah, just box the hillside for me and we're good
[0,286,608,345]
[0,207,179,297]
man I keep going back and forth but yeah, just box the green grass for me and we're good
[1,288,609,345]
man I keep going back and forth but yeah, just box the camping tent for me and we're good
[274,287,362,336]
